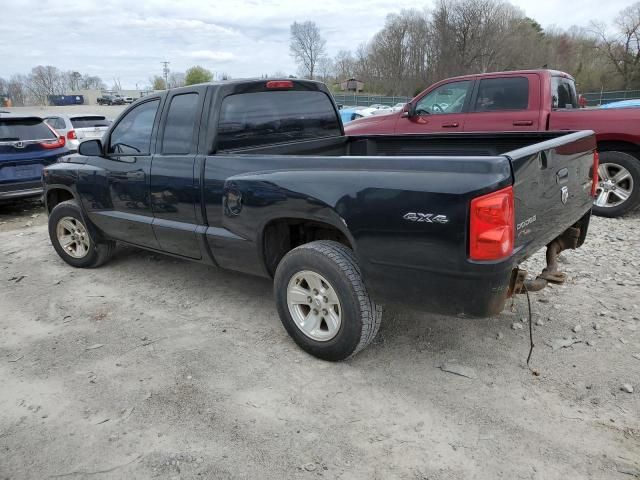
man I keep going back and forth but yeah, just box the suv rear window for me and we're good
[71,116,110,128]
[0,118,56,141]
[217,90,340,151]
[551,76,578,109]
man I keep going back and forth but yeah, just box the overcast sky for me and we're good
[0,0,632,89]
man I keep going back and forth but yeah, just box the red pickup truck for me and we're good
[345,69,640,217]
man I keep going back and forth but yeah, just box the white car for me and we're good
[391,102,407,112]
[44,115,111,151]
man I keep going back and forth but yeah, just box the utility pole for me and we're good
[161,61,170,89]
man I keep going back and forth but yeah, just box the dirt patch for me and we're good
[1,200,638,479]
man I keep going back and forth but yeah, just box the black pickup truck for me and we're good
[43,79,597,360]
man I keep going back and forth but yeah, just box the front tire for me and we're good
[48,200,114,268]
[274,241,381,361]
[592,151,640,218]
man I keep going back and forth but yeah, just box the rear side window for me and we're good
[108,99,159,155]
[45,117,66,130]
[71,116,109,128]
[551,77,578,109]
[217,91,340,151]
[0,119,56,141]
[473,77,529,111]
[162,93,200,154]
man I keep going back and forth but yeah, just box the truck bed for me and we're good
[219,131,576,158]
[206,130,596,315]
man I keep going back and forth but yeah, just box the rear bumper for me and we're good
[366,260,514,317]
[0,181,43,201]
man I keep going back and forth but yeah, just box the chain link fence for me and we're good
[582,90,640,107]
[332,93,412,108]
[333,90,640,108]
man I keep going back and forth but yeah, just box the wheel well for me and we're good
[46,189,74,213]
[263,218,353,276]
[597,141,640,160]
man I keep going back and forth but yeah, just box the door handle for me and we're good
[442,122,459,128]
[556,168,569,184]
[512,120,533,126]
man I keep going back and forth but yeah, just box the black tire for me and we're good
[592,151,640,218]
[274,240,382,361]
[48,200,115,268]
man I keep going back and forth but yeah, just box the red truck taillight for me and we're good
[469,186,514,261]
[591,150,599,198]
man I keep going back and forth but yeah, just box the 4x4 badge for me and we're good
[403,212,449,224]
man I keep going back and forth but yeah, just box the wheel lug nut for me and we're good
[323,296,328,303]
[322,309,328,315]
[313,309,319,315]
[313,289,318,295]
[307,296,312,303]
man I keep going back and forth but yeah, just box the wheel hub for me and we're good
[286,270,342,342]
[595,162,634,208]
[56,216,91,259]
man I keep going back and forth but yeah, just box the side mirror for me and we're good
[78,139,103,156]
[401,102,414,118]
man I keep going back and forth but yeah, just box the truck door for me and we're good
[79,98,161,249]
[395,80,472,133]
[464,74,540,131]
[150,88,205,259]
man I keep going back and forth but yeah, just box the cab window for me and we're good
[108,99,159,155]
[217,90,340,151]
[161,93,200,155]
[551,77,578,109]
[473,77,529,111]
[415,81,472,115]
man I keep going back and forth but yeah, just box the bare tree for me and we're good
[26,65,65,105]
[333,50,355,80]
[316,57,334,83]
[592,2,640,89]
[7,75,29,106]
[169,72,186,88]
[290,21,326,79]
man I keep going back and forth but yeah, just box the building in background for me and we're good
[338,79,365,93]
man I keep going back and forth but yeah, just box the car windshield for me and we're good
[0,118,56,141]
[70,116,110,128]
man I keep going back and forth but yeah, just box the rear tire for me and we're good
[48,200,115,268]
[274,241,381,361]
[592,151,640,218]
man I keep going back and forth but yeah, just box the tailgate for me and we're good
[505,130,596,259]
[70,117,110,140]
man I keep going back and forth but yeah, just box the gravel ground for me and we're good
[0,200,638,480]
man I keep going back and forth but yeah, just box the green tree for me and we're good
[185,66,213,85]
[151,76,166,90]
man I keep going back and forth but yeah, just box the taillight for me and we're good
[469,186,514,261]
[40,136,66,149]
[41,123,66,149]
[266,80,293,89]
[67,130,77,140]
[591,150,599,197]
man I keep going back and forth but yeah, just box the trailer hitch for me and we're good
[509,226,582,295]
